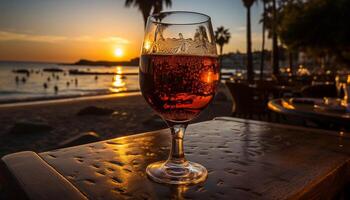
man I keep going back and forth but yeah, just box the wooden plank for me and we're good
[292,161,350,200]
[2,151,87,200]
[0,161,28,200]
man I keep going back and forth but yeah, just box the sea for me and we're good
[0,61,247,104]
[0,61,140,104]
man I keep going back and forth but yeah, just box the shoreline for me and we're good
[0,90,141,108]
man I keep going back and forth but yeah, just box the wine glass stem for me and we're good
[168,124,187,164]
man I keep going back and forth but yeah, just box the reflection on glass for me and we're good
[144,40,151,51]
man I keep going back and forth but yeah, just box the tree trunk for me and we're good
[260,2,267,80]
[219,45,223,81]
[288,50,293,75]
[272,0,279,76]
[247,6,254,83]
[142,10,149,29]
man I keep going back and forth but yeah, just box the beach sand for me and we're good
[0,84,233,157]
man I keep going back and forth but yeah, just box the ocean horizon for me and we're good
[0,61,140,104]
[0,60,256,104]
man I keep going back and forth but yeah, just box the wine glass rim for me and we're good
[149,11,211,25]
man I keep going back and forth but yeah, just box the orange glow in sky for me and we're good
[0,0,266,63]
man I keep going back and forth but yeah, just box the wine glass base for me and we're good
[146,160,208,185]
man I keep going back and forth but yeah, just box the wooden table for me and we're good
[268,98,350,130]
[1,117,350,199]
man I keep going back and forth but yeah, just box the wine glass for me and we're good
[139,11,219,185]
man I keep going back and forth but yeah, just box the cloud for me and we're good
[236,26,246,31]
[0,31,66,43]
[72,36,93,42]
[100,36,129,44]
[0,31,130,44]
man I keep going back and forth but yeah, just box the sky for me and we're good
[0,0,267,63]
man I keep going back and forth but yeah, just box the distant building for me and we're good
[221,52,245,69]
[221,51,272,72]
[220,48,298,74]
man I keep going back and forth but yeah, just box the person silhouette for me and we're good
[54,85,59,93]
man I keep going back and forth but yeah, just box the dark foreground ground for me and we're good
[0,84,233,157]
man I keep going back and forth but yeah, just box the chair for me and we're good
[255,80,281,98]
[301,84,337,98]
[226,82,269,119]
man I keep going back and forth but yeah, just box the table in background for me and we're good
[268,98,350,130]
[1,117,350,199]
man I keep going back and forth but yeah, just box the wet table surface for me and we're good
[2,117,350,200]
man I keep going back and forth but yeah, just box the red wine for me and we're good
[140,54,219,122]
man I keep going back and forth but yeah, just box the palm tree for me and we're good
[271,0,279,76]
[215,26,231,56]
[153,0,171,14]
[242,0,256,83]
[259,0,269,80]
[215,26,230,80]
[125,0,172,28]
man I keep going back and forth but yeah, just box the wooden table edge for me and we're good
[1,151,87,200]
[289,158,350,200]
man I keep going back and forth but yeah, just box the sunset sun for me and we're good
[114,48,123,57]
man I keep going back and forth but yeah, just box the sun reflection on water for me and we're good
[116,66,122,74]
[113,75,126,87]
[109,66,127,92]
